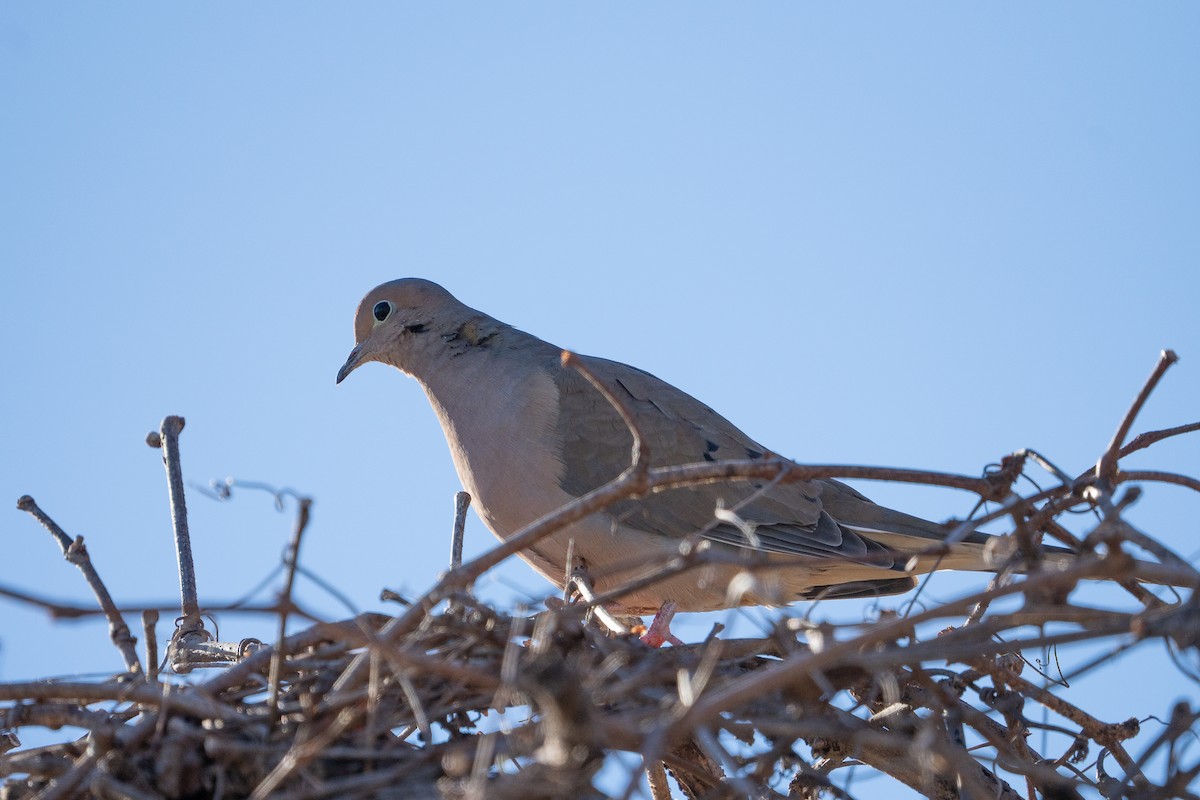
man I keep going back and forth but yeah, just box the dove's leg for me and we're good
[568,566,684,645]
[636,601,684,647]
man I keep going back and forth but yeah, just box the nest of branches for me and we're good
[2,351,1198,800]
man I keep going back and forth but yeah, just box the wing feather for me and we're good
[551,355,902,568]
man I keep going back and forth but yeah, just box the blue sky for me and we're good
[2,4,1198,792]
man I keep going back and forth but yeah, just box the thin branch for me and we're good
[667,553,1165,742]
[32,749,98,800]
[0,585,325,623]
[562,350,650,476]
[1118,469,1200,495]
[268,496,313,719]
[142,610,159,682]
[450,490,471,569]
[148,416,202,633]
[0,681,238,722]
[1096,349,1179,484]
[968,654,1146,785]
[16,496,142,675]
[1119,420,1200,460]
[5,355,1197,800]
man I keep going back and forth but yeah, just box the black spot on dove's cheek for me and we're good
[443,320,503,357]
[405,323,428,334]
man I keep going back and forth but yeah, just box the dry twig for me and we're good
[3,355,1198,800]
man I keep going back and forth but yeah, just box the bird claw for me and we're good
[634,601,684,647]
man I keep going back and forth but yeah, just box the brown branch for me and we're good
[90,771,165,800]
[1118,469,1200,495]
[0,744,82,779]
[0,585,330,624]
[969,654,1147,786]
[33,749,99,800]
[0,704,126,737]
[147,416,203,634]
[1119,420,1200,460]
[267,496,312,719]
[142,610,159,682]
[562,349,651,476]
[6,364,1197,800]
[667,553,1165,742]
[0,681,237,722]
[203,613,390,695]
[1096,349,1179,484]
[16,496,142,675]
[450,490,471,569]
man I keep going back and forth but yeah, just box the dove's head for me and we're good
[337,278,466,383]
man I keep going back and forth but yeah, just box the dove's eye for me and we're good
[372,301,393,323]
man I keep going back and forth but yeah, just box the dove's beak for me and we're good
[336,345,367,384]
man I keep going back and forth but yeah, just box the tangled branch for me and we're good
[2,351,1197,799]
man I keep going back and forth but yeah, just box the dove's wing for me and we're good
[551,354,909,569]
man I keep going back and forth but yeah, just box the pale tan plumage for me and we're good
[337,278,1012,614]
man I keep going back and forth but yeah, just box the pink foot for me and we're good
[635,601,684,647]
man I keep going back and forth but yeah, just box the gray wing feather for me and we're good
[550,354,907,568]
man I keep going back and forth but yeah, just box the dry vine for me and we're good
[2,350,1198,800]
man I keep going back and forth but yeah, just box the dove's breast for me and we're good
[422,355,574,535]
[419,353,682,598]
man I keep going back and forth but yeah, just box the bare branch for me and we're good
[1096,349,1179,484]
[15,495,142,675]
[450,490,471,569]
[267,496,313,719]
[4,356,1197,800]
[148,415,203,634]
[1119,420,1200,460]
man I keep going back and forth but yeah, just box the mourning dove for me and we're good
[337,279,1040,617]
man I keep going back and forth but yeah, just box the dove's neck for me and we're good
[411,314,550,404]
